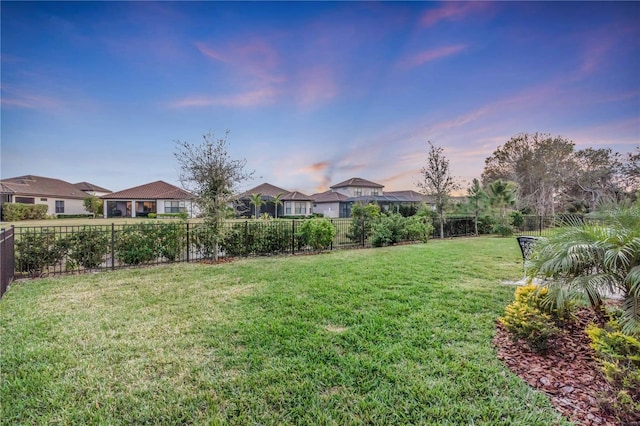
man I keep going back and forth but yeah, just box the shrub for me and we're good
[509,211,524,228]
[586,320,640,423]
[405,215,434,243]
[371,213,405,247]
[114,224,158,265]
[499,285,558,353]
[347,203,380,244]
[148,213,157,219]
[492,223,514,237]
[297,218,336,251]
[16,229,68,276]
[67,227,109,269]
[4,203,48,221]
[477,215,496,234]
[156,223,185,261]
[192,223,219,259]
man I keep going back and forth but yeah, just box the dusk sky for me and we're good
[2,1,639,196]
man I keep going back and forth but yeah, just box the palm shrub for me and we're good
[528,205,640,334]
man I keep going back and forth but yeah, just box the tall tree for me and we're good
[482,133,575,215]
[250,193,263,219]
[418,142,460,239]
[466,178,487,236]
[569,148,623,211]
[175,130,253,261]
[622,147,640,195]
[272,192,284,219]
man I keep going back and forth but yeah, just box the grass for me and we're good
[0,237,569,425]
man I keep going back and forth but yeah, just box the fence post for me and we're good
[330,219,333,251]
[185,222,190,262]
[539,215,543,236]
[111,223,115,270]
[292,220,296,254]
[244,220,249,257]
[361,219,365,247]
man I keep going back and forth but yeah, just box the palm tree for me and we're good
[250,193,263,220]
[528,205,640,334]
[272,192,284,219]
[467,178,487,236]
[487,179,516,221]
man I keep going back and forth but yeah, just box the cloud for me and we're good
[294,66,339,106]
[0,86,61,110]
[398,44,468,69]
[420,2,494,27]
[169,87,278,108]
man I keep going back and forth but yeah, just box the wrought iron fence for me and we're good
[0,227,15,298]
[5,214,586,279]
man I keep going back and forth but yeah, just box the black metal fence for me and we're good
[4,214,580,280]
[0,227,15,298]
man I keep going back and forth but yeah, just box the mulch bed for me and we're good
[493,309,623,425]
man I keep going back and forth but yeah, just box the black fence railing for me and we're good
[0,227,15,298]
[4,214,586,280]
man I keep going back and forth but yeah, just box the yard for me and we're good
[0,238,569,425]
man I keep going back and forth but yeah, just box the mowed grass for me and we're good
[0,238,569,425]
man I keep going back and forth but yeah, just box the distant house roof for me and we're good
[236,182,290,200]
[330,177,384,189]
[0,175,89,199]
[311,190,349,203]
[384,190,433,203]
[282,191,313,201]
[102,181,194,200]
[74,181,112,194]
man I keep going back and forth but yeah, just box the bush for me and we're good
[492,223,514,237]
[586,320,640,423]
[114,224,158,265]
[4,203,48,221]
[297,218,336,251]
[499,285,558,353]
[156,223,185,261]
[158,212,188,220]
[371,213,405,247]
[405,215,434,243]
[509,211,524,228]
[67,227,109,269]
[347,203,380,244]
[148,213,157,219]
[16,229,68,276]
[477,215,496,235]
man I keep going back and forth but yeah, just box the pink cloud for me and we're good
[399,44,468,69]
[169,87,278,108]
[294,66,339,106]
[1,87,61,110]
[420,2,494,27]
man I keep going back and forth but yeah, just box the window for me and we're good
[371,189,379,196]
[55,200,64,213]
[285,202,292,215]
[15,197,35,204]
[164,201,186,213]
[294,202,306,215]
[40,198,48,201]
[353,188,362,197]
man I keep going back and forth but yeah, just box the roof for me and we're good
[0,175,89,199]
[236,182,290,200]
[384,190,434,203]
[330,177,384,189]
[311,190,349,203]
[102,181,194,200]
[74,181,112,193]
[282,190,313,201]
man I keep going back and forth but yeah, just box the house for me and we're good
[74,182,112,197]
[235,182,289,218]
[101,180,196,218]
[330,177,384,198]
[281,191,313,217]
[309,190,349,218]
[0,175,95,217]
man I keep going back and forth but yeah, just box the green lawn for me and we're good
[0,237,569,425]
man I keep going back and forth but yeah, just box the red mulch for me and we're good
[493,309,625,425]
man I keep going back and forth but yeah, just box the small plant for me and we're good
[586,320,640,423]
[499,285,558,353]
[16,229,68,276]
[114,224,157,265]
[371,213,405,247]
[492,223,514,237]
[405,215,434,243]
[67,227,109,269]
[297,218,336,251]
[509,211,524,228]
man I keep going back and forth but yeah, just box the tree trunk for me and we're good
[439,212,444,239]
[474,211,478,236]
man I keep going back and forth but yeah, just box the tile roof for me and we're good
[330,177,384,189]
[102,181,194,200]
[0,175,89,199]
[282,190,312,201]
[74,181,112,193]
[236,182,290,200]
[383,190,434,203]
[311,190,349,203]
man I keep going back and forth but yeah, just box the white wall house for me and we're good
[101,181,197,218]
[0,175,95,217]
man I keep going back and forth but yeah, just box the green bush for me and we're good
[347,203,380,244]
[499,285,558,353]
[148,213,157,219]
[477,215,496,234]
[114,224,158,265]
[67,227,109,269]
[4,203,48,221]
[371,213,405,247]
[405,215,433,243]
[158,212,188,220]
[509,211,524,228]
[297,218,336,251]
[192,223,219,259]
[16,229,68,276]
[586,320,640,423]
[156,223,186,261]
[492,223,514,237]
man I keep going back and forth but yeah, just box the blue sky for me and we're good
[2,1,639,195]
